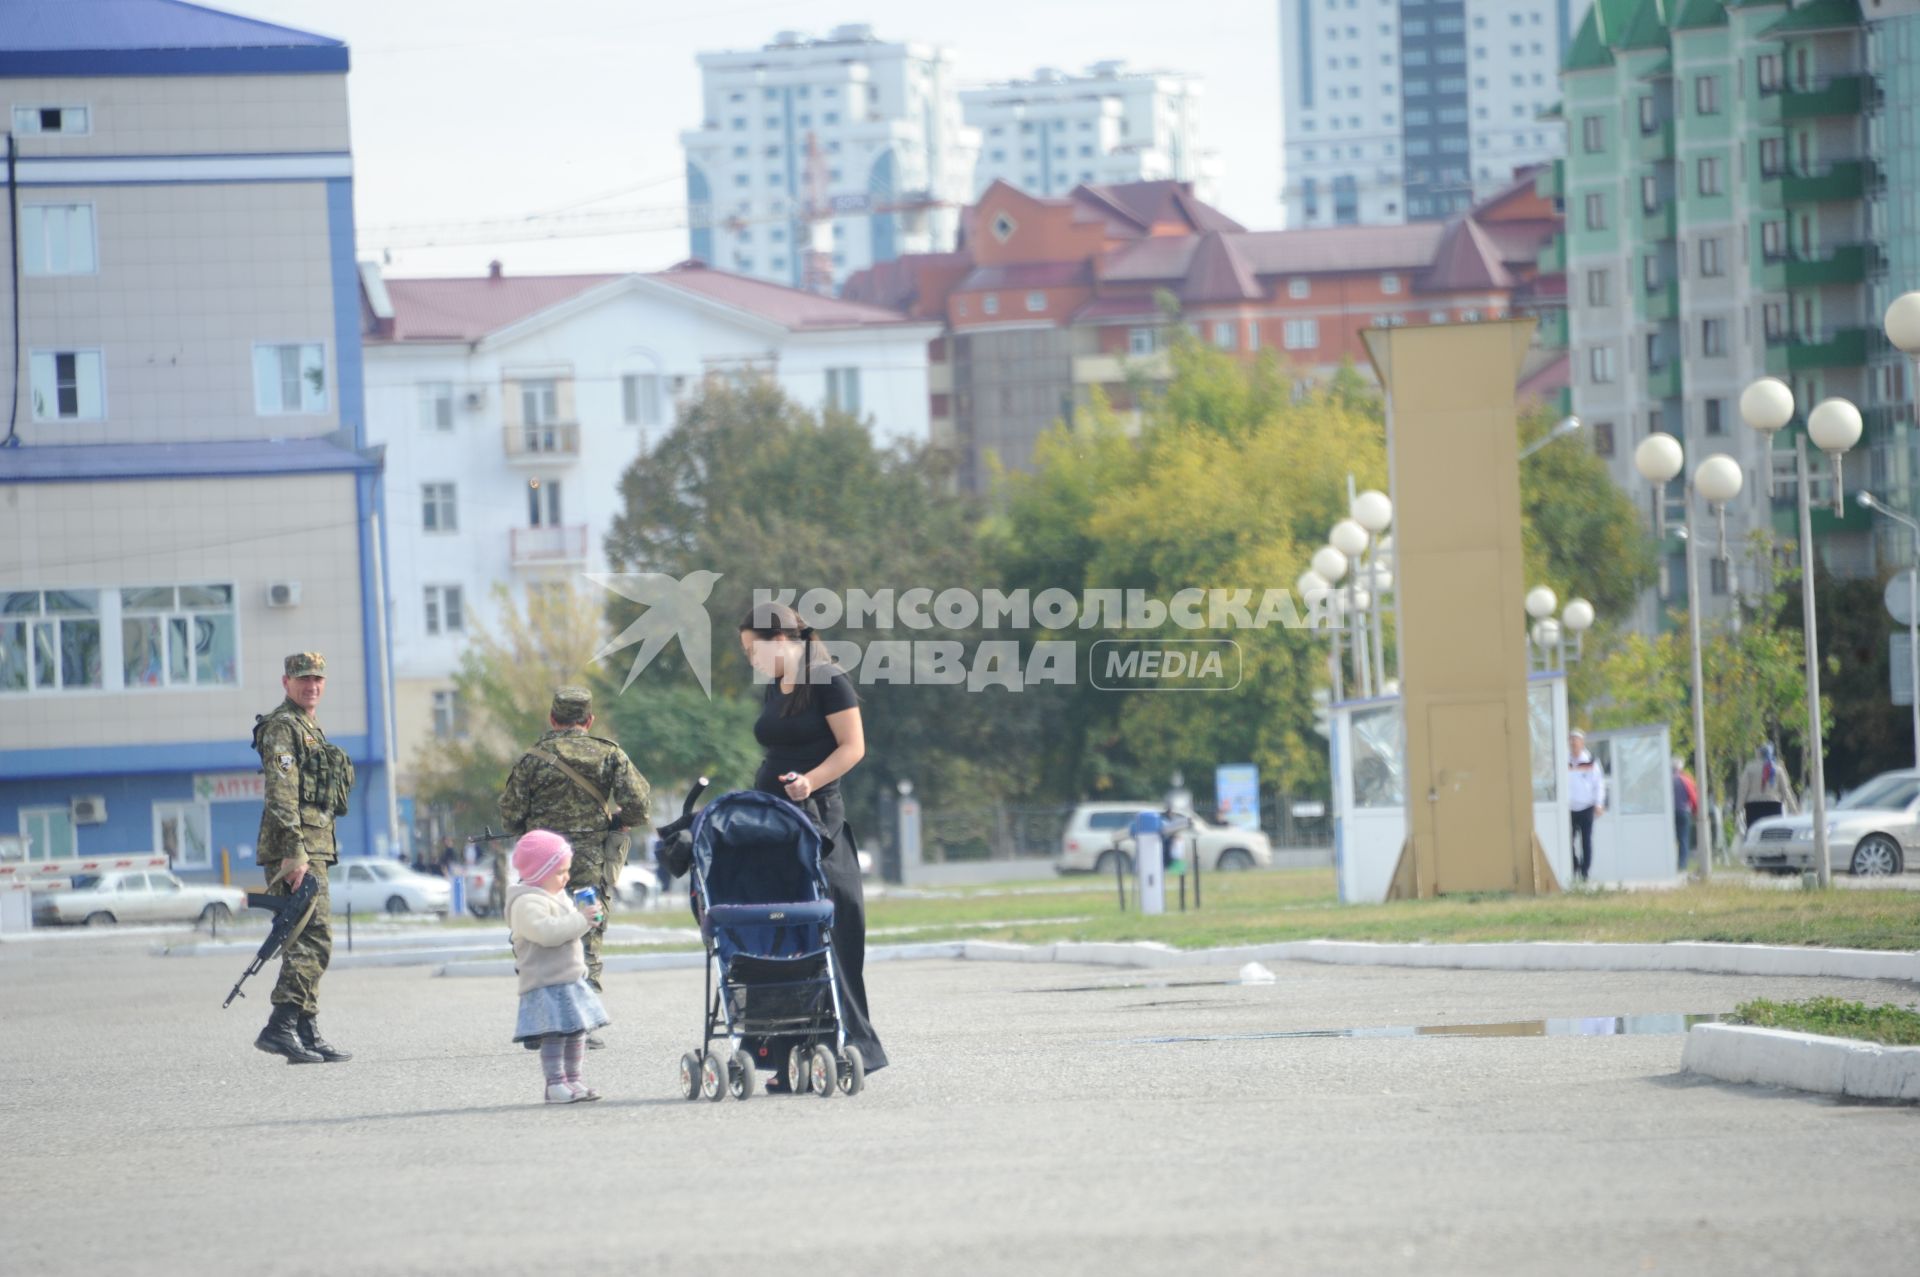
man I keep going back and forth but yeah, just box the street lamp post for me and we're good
[1858,492,1920,772]
[1351,489,1394,693]
[1633,432,1743,879]
[1331,518,1373,698]
[1739,377,1862,889]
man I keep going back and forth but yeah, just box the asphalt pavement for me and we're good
[2,936,1916,1276]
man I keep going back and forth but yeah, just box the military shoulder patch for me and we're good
[277,753,295,774]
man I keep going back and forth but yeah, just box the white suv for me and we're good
[1057,802,1274,874]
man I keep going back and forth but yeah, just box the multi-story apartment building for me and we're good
[360,260,938,831]
[1555,0,1920,635]
[680,25,980,293]
[962,62,1217,201]
[1279,0,1593,226]
[846,177,1565,491]
[0,1,397,879]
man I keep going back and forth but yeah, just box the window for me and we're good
[1699,237,1724,277]
[1697,156,1722,197]
[1761,221,1787,260]
[527,479,562,527]
[1211,321,1237,350]
[1582,116,1604,153]
[1588,346,1616,383]
[1246,321,1260,351]
[421,483,458,533]
[119,585,236,688]
[1380,273,1401,295]
[252,343,326,415]
[432,689,469,739]
[11,105,88,135]
[1025,291,1046,313]
[1704,399,1725,435]
[1639,96,1658,134]
[0,590,103,692]
[21,205,96,275]
[1288,278,1310,300]
[982,293,1000,315]
[1283,319,1320,350]
[423,585,465,637]
[154,801,212,870]
[1584,193,1606,230]
[1757,54,1781,94]
[1127,327,1162,356]
[19,805,81,864]
[519,378,558,425]
[1646,332,1667,370]
[1701,318,1726,357]
[825,368,861,416]
[1695,75,1720,115]
[622,373,661,428]
[1592,421,1616,458]
[1643,254,1661,291]
[29,350,104,420]
[1586,270,1610,307]
[1763,302,1786,339]
[417,381,454,430]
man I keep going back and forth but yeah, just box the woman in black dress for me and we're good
[738,602,887,1080]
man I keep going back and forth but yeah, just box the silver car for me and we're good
[32,869,248,927]
[1741,769,1918,877]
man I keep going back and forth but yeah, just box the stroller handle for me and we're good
[656,777,711,841]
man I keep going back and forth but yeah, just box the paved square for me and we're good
[4,937,1917,1275]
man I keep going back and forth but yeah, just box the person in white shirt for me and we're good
[1567,729,1607,883]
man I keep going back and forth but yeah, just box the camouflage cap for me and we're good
[551,685,592,723]
[284,652,326,678]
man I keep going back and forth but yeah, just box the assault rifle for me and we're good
[222,873,321,1009]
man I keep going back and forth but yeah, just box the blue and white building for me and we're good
[0,1,399,881]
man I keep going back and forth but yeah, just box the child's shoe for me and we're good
[567,1083,602,1102]
[545,1083,580,1104]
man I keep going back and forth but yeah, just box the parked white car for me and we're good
[329,860,451,915]
[1742,769,1918,877]
[1057,803,1274,874]
[32,869,247,927]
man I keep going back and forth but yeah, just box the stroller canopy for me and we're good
[692,789,826,908]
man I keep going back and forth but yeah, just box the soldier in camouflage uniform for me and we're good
[251,652,356,1064]
[499,686,650,1046]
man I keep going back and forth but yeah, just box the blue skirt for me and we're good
[513,978,610,1043]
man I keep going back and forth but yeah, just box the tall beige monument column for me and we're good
[1361,320,1558,898]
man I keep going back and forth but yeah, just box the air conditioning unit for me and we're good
[464,388,487,411]
[70,796,107,825]
[266,581,302,608]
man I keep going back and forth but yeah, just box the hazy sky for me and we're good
[229,0,1283,278]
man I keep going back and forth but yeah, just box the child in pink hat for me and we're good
[506,831,609,1104]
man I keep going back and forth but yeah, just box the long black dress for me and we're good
[750,667,888,1072]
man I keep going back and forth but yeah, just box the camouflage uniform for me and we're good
[253,653,354,1014]
[499,686,650,990]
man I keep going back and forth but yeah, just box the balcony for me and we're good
[1533,308,1569,349]
[1536,234,1565,274]
[1758,243,1878,290]
[1757,75,1876,124]
[502,422,581,462]
[1643,283,1680,322]
[1645,362,1682,400]
[509,524,589,567]
[1757,159,1874,209]
[1635,201,1677,242]
[1763,328,1871,374]
[1534,160,1564,202]
[1635,120,1674,162]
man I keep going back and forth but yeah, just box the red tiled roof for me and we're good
[1102,223,1448,285]
[1517,349,1570,401]
[1182,232,1262,302]
[647,260,922,330]
[1419,218,1514,292]
[375,273,619,343]
[955,261,1094,291]
[1072,181,1245,236]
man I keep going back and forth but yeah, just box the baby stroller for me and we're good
[673,785,866,1101]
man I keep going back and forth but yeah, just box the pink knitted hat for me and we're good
[512,830,572,884]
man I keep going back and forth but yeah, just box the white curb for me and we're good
[1682,1023,1920,1101]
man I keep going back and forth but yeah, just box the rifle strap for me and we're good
[266,861,320,950]
[526,745,617,823]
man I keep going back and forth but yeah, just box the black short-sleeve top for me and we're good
[752,666,859,791]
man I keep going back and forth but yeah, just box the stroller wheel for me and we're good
[727,1049,755,1100]
[809,1044,838,1099]
[700,1050,727,1102]
[677,1052,701,1101]
[788,1046,809,1095]
[837,1045,866,1097]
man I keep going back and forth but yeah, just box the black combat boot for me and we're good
[297,1013,352,1062]
[256,1004,324,1064]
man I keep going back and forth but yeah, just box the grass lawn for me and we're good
[1730,996,1920,1045]
[859,869,1920,952]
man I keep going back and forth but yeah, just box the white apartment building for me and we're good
[0,1,399,879]
[961,62,1217,201]
[361,260,939,798]
[1278,0,1591,227]
[680,25,980,292]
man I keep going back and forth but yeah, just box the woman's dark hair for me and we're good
[740,601,825,715]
